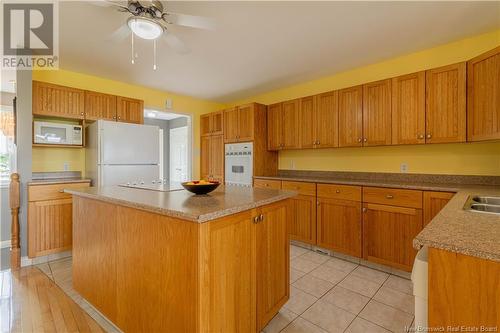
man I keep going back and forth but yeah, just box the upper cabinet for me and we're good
[338,85,363,147]
[33,81,85,119]
[300,91,338,149]
[362,79,392,146]
[467,46,500,142]
[425,62,466,144]
[223,104,255,143]
[33,81,144,124]
[267,100,300,150]
[201,111,223,137]
[391,72,426,145]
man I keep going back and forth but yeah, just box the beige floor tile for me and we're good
[301,299,356,333]
[345,317,390,333]
[283,286,318,315]
[290,268,307,283]
[298,251,330,264]
[321,286,369,315]
[360,260,393,274]
[291,245,309,259]
[384,275,413,295]
[282,317,328,333]
[351,266,389,284]
[359,300,414,333]
[373,286,415,314]
[309,265,349,285]
[338,274,382,298]
[262,308,298,333]
[291,257,322,273]
[323,257,358,273]
[292,274,334,297]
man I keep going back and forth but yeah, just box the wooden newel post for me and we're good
[10,173,20,269]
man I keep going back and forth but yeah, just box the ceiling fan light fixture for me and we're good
[127,17,163,40]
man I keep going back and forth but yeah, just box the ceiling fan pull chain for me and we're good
[131,30,135,64]
[153,39,158,70]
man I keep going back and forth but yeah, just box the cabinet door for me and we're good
[210,135,225,182]
[363,79,392,146]
[32,81,85,119]
[116,97,144,124]
[281,99,300,149]
[28,198,73,258]
[392,72,426,145]
[300,96,316,149]
[211,111,224,136]
[316,91,338,148]
[289,195,316,245]
[317,198,361,258]
[363,203,423,272]
[200,114,212,136]
[467,46,500,141]
[338,86,363,147]
[200,136,211,180]
[256,201,290,331]
[267,103,282,150]
[237,104,255,142]
[423,191,454,227]
[426,63,466,143]
[85,91,117,121]
[223,107,239,143]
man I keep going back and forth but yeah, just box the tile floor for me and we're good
[34,244,415,333]
[263,245,415,333]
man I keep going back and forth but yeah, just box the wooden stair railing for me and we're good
[10,173,20,269]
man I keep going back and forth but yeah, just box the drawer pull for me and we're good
[265,184,269,187]
[58,189,65,193]
[335,190,340,193]
[386,194,394,199]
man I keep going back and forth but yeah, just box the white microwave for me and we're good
[33,121,83,146]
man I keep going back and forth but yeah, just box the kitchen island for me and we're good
[66,185,296,333]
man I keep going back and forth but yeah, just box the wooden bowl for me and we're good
[181,181,220,195]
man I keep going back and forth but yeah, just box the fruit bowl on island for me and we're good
[181,180,220,195]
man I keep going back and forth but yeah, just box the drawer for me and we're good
[28,182,90,202]
[363,187,423,208]
[282,181,316,196]
[317,184,361,201]
[253,178,282,190]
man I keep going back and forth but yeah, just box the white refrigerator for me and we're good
[86,120,160,187]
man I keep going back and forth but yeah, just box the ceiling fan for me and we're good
[92,0,215,69]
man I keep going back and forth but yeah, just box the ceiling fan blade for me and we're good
[162,31,190,54]
[162,12,215,31]
[88,1,129,11]
[106,24,131,42]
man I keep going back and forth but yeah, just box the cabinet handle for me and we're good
[362,207,367,213]
[80,112,84,116]
[58,189,65,193]
[253,216,259,224]
[426,134,432,139]
[357,138,362,143]
[259,214,264,222]
[317,200,320,206]
[418,134,424,139]
[317,140,320,145]
[335,189,340,193]
[386,194,394,199]
[265,183,269,187]
[363,138,367,143]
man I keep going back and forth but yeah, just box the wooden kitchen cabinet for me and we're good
[467,46,500,142]
[200,134,224,181]
[201,111,223,137]
[392,71,426,145]
[282,181,317,245]
[426,62,466,143]
[33,81,85,119]
[267,103,283,150]
[28,181,90,258]
[363,202,423,272]
[254,178,282,189]
[267,100,300,150]
[423,191,455,226]
[362,79,392,146]
[223,107,240,142]
[338,85,363,147]
[116,96,144,124]
[223,104,257,143]
[255,201,290,331]
[84,90,117,121]
[300,91,338,149]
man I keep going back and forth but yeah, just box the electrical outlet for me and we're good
[400,162,408,173]
[290,160,296,170]
[63,162,69,171]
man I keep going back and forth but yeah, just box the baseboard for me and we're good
[21,250,72,267]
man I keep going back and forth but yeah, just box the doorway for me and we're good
[169,126,188,182]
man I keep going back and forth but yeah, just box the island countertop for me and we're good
[65,185,296,223]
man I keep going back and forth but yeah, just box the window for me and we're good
[0,105,15,186]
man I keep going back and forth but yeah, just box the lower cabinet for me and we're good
[288,195,317,245]
[362,203,423,272]
[200,134,224,181]
[423,191,454,226]
[256,201,290,331]
[317,198,362,258]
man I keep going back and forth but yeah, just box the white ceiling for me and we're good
[59,1,500,102]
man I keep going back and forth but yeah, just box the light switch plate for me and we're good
[400,162,408,173]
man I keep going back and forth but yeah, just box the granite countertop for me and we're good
[65,185,296,223]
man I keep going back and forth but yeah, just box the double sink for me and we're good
[464,196,500,215]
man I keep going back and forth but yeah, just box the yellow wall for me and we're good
[32,69,226,177]
[230,29,500,176]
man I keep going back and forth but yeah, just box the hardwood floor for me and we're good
[0,266,104,333]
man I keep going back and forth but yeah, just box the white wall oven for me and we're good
[34,121,83,146]
[224,142,253,186]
